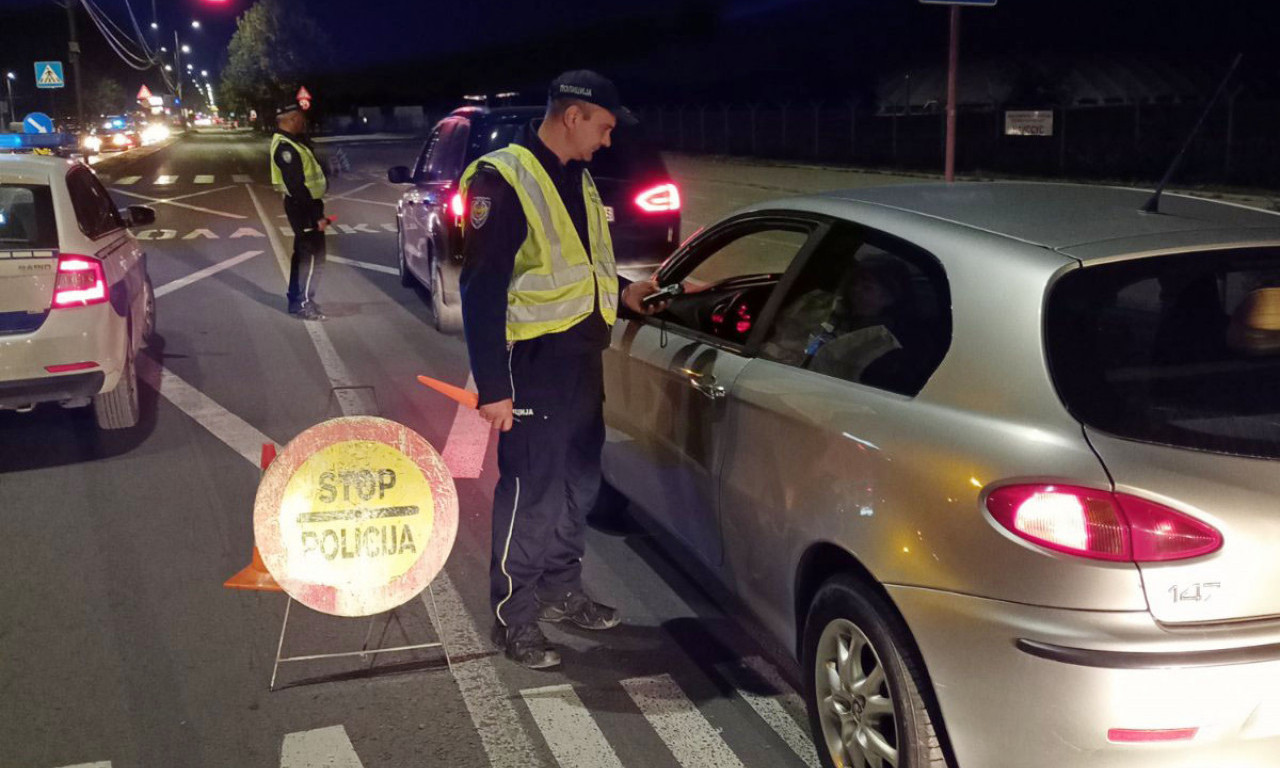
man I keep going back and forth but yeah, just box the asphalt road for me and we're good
[1,130,836,768]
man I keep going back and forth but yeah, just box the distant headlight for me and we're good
[82,135,102,152]
[141,124,169,144]
[112,133,130,147]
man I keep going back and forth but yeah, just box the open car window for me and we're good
[649,217,817,347]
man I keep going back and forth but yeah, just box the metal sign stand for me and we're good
[269,584,452,691]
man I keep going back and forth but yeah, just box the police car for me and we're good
[0,137,156,429]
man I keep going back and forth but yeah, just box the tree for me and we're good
[86,77,127,119]
[219,0,331,126]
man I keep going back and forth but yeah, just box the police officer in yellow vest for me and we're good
[271,101,329,320]
[460,71,669,669]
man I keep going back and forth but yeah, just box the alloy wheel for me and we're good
[814,618,900,768]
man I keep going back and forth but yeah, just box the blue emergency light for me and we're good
[0,133,74,150]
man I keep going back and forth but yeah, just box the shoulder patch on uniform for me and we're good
[470,196,492,229]
[280,148,293,163]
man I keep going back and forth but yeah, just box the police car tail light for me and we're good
[635,183,680,213]
[450,192,465,218]
[52,256,108,307]
[986,485,1221,563]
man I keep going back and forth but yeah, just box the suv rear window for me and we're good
[1047,248,1280,459]
[0,184,57,249]
[465,116,533,166]
[590,132,668,183]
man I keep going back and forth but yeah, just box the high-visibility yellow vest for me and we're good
[270,133,327,199]
[459,144,619,343]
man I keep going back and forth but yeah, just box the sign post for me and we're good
[918,0,997,182]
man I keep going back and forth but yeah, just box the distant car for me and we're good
[0,150,156,429]
[600,182,1280,768]
[388,105,681,333]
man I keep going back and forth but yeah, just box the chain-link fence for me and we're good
[631,99,1280,189]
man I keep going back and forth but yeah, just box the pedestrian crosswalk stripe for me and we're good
[522,684,625,768]
[114,176,142,186]
[233,174,253,183]
[194,174,214,184]
[52,763,111,768]
[716,657,820,768]
[621,674,748,768]
[280,726,364,768]
[155,175,177,185]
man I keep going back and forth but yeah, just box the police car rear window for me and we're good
[590,133,667,183]
[0,184,57,249]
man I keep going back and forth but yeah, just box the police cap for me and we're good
[548,70,638,127]
[276,101,302,117]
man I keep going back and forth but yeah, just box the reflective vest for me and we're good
[459,144,619,343]
[270,133,327,199]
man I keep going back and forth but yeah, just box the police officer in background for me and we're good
[271,101,329,320]
[459,71,669,669]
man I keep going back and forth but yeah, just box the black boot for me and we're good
[538,591,621,631]
[492,622,561,670]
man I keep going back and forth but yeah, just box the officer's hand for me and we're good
[623,280,670,316]
[479,398,514,432]
[316,218,329,231]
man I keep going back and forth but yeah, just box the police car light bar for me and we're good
[0,133,75,151]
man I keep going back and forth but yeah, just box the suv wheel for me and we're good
[802,575,948,768]
[94,336,141,430]
[141,275,157,346]
[431,254,463,335]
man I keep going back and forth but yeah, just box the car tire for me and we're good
[802,574,947,768]
[431,258,463,335]
[397,217,415,287]
[141,275,157,347]
[94,336,141,430]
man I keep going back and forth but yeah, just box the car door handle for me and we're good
[682,369,726,400]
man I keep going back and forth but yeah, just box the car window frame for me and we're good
[412,124,444,183]
[65,165,124,241]
[643,211,831,354]
[438,118,471,182]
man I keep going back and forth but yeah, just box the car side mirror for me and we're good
[124,205,156,227]
[388,165,412,184]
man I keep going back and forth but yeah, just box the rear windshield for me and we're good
[0,184,57,249]
[465,116,531,165]
[590,131,668,182]
[1047,248,1280,459]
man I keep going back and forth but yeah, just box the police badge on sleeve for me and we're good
[470,196,492,229]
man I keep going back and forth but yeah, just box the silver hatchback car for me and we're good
[601,183,1280,768]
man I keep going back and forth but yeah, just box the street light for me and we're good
[181,44,191,54]
[4,72,15,129]
[150,22,158,30]
[191,20,201,29]
[164,64,172,71]
[200,70,208,77]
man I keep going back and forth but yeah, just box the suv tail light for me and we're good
[450,192,465,218]
[635,183,681,213]
[986,485,1222,563]
[53,255,109,308]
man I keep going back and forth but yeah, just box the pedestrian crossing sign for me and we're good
[34,61,64,89]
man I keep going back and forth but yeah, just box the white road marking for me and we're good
[111,187,247,220]
[135,353,276,466]
[155,175,177,185]
[232,174,253,183]
[328,181,375,200]
[716,658,819,768]
[441,373,491,480]
[52,763,111,768]
[247,180,548,768]
[279,726,364,768]
[154,250,263,298]
[194,174,215,184]
[114,175,142,186]
[621,674,747,768]
[328,255,398,276]
[521,684,625,768]
[334,196,397,209]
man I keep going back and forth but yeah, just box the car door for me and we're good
[66,167,141,341]
[602,213,826,567]
[402,120,468,280]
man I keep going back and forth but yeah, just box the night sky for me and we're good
[2,0,1277,114]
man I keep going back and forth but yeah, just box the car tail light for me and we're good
[1107,727,1198,743]
[635,183,681,213]
[52,256,108,308]
[986,485,1222,563]
[451,192,465,218]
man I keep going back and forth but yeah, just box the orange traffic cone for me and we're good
[224,443,283,592]
[417,375,480,409]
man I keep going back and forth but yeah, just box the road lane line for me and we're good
[621,674,747,768]
[194,174,215,184]
[441,372,490,480]
[155,175,178,185]
[52,763,111,768]
[111,187,247,220]
[232,174,253,183]
[114,175,142,186]
[136,353,276,466]
[280,726,364,768]
[154,250,263,298]
[247,180,548,768]
[328,255,398,276]
[329,181,375,200]
[715,658,819,768]
[521,684,625,768]
[333,196,397,209]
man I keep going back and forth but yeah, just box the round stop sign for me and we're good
[253,417,458,616]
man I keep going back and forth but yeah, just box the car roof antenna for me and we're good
[1142,53,1243,215]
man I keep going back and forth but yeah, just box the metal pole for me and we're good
[4,77,13,129]
[174,31,182,107]
[66,0,84,128]
[944,5,960,182]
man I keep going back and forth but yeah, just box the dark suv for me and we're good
[388,106,681,333]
